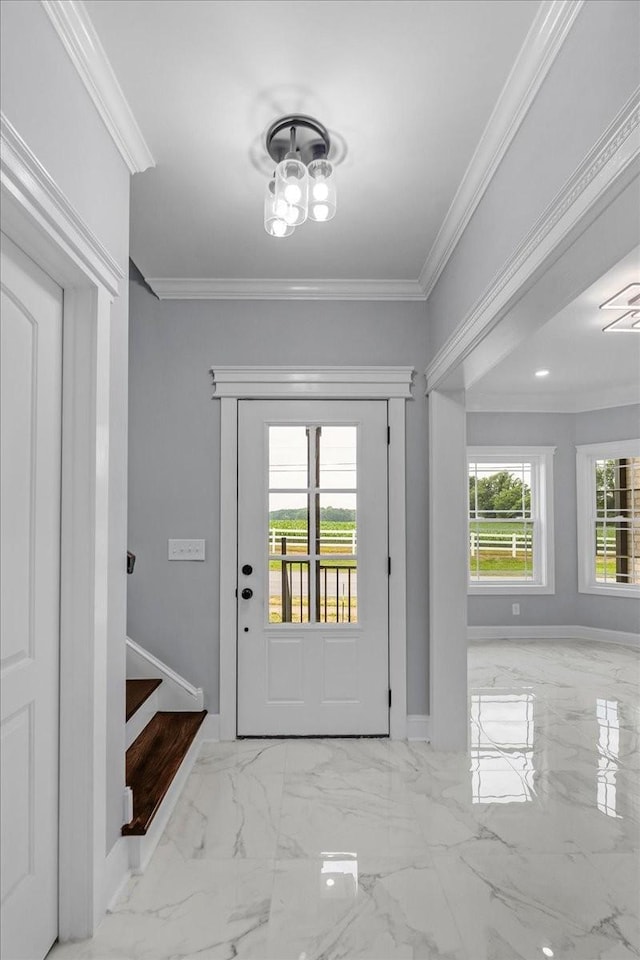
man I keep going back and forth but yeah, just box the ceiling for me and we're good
[466,246,640,412]
[83,0,539,287]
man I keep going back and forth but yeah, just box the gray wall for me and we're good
[128,276,431,713]
[467,405,640,633]
[427,0,640,360]
[1,0,131,851]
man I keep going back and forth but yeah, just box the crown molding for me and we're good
[466,383,640,414]
[146,277,426,301]
[41,0,154,174]
[211,365,415,398]
[425,87,640,392]
[418,0,584,300]
[1,113,123,296]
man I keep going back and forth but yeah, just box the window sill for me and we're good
[468,583,554,596]
[578,584,640,600]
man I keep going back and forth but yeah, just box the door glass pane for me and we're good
[316,492,357,556]
[318,426,357,488]
[269,426,308,488]
[270,560,309,623]
[269,493,308,555]
[316,560,357,623]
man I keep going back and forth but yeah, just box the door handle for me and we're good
[241,587,253,600]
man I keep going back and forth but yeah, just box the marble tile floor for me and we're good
[50,639,640,960]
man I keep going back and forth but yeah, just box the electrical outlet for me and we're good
[512,603,520,616]
[168,539,206,561]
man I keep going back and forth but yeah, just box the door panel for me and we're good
[1,234,62,960]
[237,399,388,736]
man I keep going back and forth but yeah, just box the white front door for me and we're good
[1,235,62,960]
[237,399,389,736]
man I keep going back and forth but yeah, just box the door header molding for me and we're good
[210,365,415,399]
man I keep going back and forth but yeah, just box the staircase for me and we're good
[123,676,207,871]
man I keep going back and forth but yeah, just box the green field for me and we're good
[269,519,356,568]
[470,522,616,578]
[268,519,619,578]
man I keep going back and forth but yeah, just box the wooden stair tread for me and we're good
[126,678,162,721]
[123,710,206,836]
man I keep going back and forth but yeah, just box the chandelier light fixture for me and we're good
[264,114,337,238]
[599,282,640,332]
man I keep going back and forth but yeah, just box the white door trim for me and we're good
[213,367,413,741]
[1,115,126,938]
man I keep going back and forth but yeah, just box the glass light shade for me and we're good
[264,178,294,238]
[275,158,308,226]
[308,158,336,222]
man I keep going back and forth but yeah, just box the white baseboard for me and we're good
[200,713,220,740]
[571,625,640,649]
[101,837,130,917]
[406,715,431,741]
[468,625,575,641]
[468,624,639,649]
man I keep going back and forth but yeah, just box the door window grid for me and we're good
[268,425,358,624]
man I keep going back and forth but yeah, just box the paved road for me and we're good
[268,569,357,597]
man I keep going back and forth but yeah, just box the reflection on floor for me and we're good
[50,640,640,960]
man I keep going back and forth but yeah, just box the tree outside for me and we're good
[469,470,530,517]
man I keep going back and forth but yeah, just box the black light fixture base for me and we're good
[265,114,331,166]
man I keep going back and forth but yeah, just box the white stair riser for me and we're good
[125,689,160,749]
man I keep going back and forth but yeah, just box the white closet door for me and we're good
[1,234,62,960]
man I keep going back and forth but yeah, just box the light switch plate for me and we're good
[168,539,206,561]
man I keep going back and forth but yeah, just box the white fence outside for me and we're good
[469,532,531,558]
[270,527,357,553]
[469,531,616,557]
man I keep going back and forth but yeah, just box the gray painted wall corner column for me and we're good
[429,390,468,750]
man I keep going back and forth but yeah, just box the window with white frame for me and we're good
[468,447,555,594]
[576,440,640,598]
